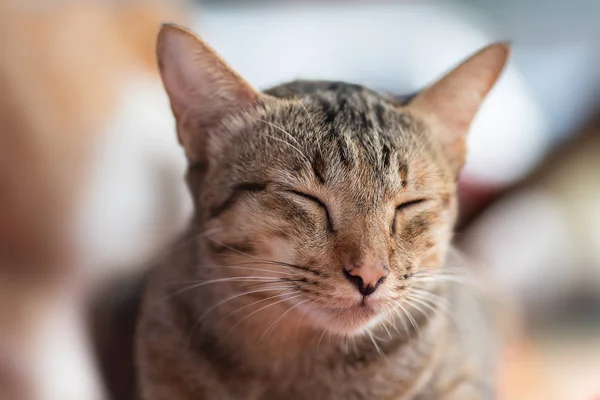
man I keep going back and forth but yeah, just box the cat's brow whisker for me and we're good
[295,97,317,131]
[258,119,312,166]
[294,97,324,155]
[258,118,304,150]
[264,132,312,166]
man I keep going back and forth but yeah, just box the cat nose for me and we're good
[343,262,389,296]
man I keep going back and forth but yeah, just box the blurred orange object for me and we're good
[0,2,188,400]
[498,337,550,400]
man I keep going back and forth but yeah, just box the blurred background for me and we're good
[1,0,599,399]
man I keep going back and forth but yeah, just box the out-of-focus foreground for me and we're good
[0,1,599,399]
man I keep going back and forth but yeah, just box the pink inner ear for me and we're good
[156,25,261,164]
[408,43,509,170]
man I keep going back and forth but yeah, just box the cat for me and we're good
[135,24,509,400]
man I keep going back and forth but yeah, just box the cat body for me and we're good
[136,25,509,400]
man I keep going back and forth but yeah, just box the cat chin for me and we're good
[306,303,384,336]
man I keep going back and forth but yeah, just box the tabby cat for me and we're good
[136,24,509,399]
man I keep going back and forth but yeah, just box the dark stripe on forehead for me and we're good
[316,95,337,128]
[311,151,327,184]
[381,143,392,170]
[337,138,353,167]
[374,103,387,130]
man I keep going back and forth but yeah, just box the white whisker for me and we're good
[396,303,420,336]
[259,300,307,342]
[367,330,382,357]
[227,293,303,333]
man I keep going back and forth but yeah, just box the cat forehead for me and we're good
[266,80,404,130]
[212,81,436,203]
[259,80,426,171]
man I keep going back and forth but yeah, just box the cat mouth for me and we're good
[325,303,376,317]
[310,301,382,334]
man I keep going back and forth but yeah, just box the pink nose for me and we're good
[343,261,389,296]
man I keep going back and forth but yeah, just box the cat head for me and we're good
[157,24,508,335]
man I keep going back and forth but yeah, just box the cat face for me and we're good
[157,25,508,335]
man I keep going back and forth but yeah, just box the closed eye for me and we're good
[391,198,427,234]
[395,198,427,211]
[288,190,334,232]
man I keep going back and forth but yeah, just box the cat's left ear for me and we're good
[407,43,510,172]
[157,24,262,164]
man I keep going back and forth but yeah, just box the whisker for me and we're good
[207,265,296,276]
[199,286,297,323]
[396,303,420,336]
[317,329,327,350]
[295,98,318,132]
[258,118,303,147]
[186,286,296,346]
[167,276,284,299]
[207,237,319,275]
[412,276,480,290]
[383,304,401,336]
[148,227,223,266]
[407,293,447,315]
[264,133,312,166]
[294,303,310,353]
[377,309,394,340]
[258,119,311,166]
[389,303,410,336]
[409,288,449,304]
[227,293,303,333]
[367,331,383,357]
[239,279,307,290]
[404,299,430,321]
[259,300,307,342]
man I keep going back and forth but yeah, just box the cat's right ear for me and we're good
[157,24,261,164]
[406,43,509,173]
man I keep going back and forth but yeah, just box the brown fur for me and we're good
[136,25,509,399]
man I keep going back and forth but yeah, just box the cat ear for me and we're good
[408,43,510,172]
[157,24,261,164]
